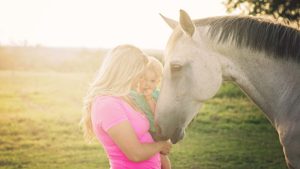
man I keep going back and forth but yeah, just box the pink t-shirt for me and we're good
[91,96,161,169]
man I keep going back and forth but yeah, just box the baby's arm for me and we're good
[161,154,171,169]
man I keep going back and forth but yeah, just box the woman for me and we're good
[81,44,172,169]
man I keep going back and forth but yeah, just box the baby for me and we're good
[130,56,171,169]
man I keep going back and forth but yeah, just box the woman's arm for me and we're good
[107,120,172,162]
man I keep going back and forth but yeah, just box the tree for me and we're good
[225,0,300,24]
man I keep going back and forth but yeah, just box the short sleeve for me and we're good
[91,96,128,132]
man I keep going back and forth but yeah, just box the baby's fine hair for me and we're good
[147,56,163,77]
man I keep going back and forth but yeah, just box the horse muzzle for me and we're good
[155,123,185,144]
[170,127,185,144]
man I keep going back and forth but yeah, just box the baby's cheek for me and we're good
[153,82,160,89]
[144,89,153,96]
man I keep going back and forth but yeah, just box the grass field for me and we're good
[0,70,287,169]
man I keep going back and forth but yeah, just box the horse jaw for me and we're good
[155,96,202,144]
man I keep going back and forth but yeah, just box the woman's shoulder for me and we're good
[92,96,127,118]
[93,95,123,107]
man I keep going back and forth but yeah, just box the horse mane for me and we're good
[195,16,300,63]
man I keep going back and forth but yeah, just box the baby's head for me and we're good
[138,56,163,96]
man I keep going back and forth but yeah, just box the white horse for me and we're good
[155,10,300,169]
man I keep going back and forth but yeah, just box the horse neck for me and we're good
[218,48,300,125]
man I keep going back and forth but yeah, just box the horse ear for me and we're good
[179,9,195,37]
[159,13,178,29]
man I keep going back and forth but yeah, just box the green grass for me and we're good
[0,71,287,169]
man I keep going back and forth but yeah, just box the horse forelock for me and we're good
[165,28,184,62]
[194,16,300,63]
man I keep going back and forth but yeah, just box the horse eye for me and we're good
[170,64,183,71]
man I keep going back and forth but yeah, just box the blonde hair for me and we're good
[146,56,163,77]
[81,44,149,141]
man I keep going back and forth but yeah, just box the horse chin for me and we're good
[170,128,185,144]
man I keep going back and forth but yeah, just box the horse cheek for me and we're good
[192,66,222,101]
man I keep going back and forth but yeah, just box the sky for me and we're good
[0,0,229,49]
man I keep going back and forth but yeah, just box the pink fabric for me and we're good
[91,96,161,169]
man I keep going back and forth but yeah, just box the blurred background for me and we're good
[0,0,299,169]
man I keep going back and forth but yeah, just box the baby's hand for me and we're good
[159,140,172,155]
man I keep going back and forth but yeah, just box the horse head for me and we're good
[155,10,223,143]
